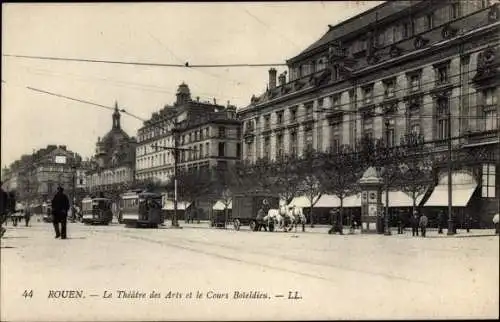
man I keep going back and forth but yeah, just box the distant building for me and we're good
[3,145,83,204]
[86,103,137,194]
[135,83,241,183]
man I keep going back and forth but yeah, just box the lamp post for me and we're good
[151,122,194,228]
[446,107,454,235]
[384,119,392,236]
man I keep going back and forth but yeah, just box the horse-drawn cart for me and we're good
[231,192,279,231]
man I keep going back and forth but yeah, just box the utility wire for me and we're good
[3,54,287,68]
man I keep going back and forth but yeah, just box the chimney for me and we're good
[213,98,217,105]
[268,68,277,89]
[278,71,287,86]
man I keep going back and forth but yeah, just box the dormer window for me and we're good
[317,58,326,71]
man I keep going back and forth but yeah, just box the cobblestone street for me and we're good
[1,219,498,321]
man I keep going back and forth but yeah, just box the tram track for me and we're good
[96,228,431,286]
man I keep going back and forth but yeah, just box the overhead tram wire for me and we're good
[4,77,494,140]
[4,80,497,166]
[3,54,287,68]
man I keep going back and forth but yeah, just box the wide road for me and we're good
[1,219,498,321]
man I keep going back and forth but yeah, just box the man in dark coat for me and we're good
[0,182,9,237]
[51,186,70,239]
[411,210,419,237]
[437,211,444,234]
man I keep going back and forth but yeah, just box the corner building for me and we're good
[238,1,499,227]
[135,83,241,183]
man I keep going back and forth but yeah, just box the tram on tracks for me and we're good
[119,190,164,228]
[42,201,53,223]
[81,197,113,225]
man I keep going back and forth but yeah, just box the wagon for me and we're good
[231,192,279,232]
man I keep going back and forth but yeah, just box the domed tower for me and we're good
[175,82,191,106]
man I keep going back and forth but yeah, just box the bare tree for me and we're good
[398,133,434,213]
[320,145,364,231]
[296,149,323,227]
[273,154,302,204]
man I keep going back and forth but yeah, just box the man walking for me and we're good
[411,210,419,237]
[437,210,444,234]
[51,186,70,239]
[0,181,9,238]
[419,212,428,237]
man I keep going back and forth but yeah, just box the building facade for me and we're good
[238,0,499,226]
[135,83,241,183]
[86,103,137,193]
[2,145,83,204]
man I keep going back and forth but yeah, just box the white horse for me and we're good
[267,205,288,231]
[287,206,307,233]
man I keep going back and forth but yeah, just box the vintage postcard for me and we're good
[1,1,499,321]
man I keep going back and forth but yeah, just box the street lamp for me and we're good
[446,107,454,235]
[383,119,392,236]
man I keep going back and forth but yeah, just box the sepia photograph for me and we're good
[1,1,499,321]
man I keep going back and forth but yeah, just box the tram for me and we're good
[81,197,113,225]
[42,201,53,223]
[119,191,164,228]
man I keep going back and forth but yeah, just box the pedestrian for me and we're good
[411,210,419,237]
[437,210,444,234]
[328,208,336,234]
[51,186,70,239]
[24,207,31,227]
[419,213,428,237]
[0,181,9,238]
[465,214,472,233]
[397,210,404,234]
[493,214,499,235]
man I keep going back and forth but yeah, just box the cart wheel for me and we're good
[234,219,241,231]
[249,220,256,231]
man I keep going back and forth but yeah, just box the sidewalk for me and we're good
[174,221,499,238]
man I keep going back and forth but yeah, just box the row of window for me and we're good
[290,1,492,80]
[245,86,497,137]
[88,171,130,186]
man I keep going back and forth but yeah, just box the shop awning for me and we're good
[342,194,362,208]
[288,195,319,208]
[163,200,191,210]
[213,200,232,211]
[314,194,341,208]
[424,185,477,207]
[424,171,478,207]
[381,190,426,208]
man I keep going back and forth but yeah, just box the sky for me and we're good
[1,1,383,168]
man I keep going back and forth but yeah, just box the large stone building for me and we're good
[86,103,137,193]
[2,145,83,204]
[135,83,241,183]
[238,0,499,226]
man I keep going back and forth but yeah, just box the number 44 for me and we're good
[22,290,33,298]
